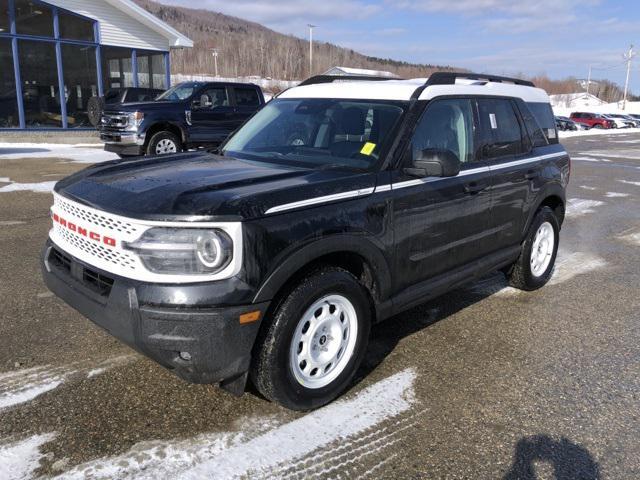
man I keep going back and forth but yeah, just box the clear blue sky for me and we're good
[159,0,640,93]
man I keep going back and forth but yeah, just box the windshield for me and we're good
[156,83,201,101]
[222,98,406,170]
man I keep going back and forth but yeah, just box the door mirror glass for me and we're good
[406,149,461,177]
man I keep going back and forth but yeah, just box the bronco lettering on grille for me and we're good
[52,213,117,247]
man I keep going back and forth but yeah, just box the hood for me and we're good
[54,152,375,221]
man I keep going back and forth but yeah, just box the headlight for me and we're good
[126,111,144,131]
[123,228,233,275]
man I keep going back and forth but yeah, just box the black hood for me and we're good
[54,152,375,221]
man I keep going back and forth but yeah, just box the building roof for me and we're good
[280,77,550,103]
[104,0,193,48]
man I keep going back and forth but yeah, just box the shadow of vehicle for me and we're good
[503,435,600,480]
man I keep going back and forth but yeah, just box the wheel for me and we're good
[146,131,181,156]
[593,124,603,129]
[506,207,559,291]
[87,96,104,127]
[251,267,371,410]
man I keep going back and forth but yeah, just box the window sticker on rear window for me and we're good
[360,142,376,156]
[489,113,498,129]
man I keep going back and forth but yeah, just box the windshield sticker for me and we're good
[360,142,376,156]
[489,113,498,129]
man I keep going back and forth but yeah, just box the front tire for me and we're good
[146,131,181,156]
[251,267,371,411]
[507,207,560,291]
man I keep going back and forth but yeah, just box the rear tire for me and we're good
[251,267,371,411]
[146,131,181,156]
[507,207,560,291]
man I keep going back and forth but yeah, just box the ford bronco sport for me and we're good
[42,72,570,411]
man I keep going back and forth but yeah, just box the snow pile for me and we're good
[0,181,57,193]
[0,143,118,163]
[0,434,56,480]
[565,198,605,217]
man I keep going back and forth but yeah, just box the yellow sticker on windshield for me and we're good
[360,142,376,156]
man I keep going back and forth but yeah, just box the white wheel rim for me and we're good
[290,294,358,389]
[156,139,177,154]
[530,221,555,277]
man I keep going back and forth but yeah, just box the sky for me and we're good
[158,0,640,93]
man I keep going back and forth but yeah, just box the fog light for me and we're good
[179,351,192,361]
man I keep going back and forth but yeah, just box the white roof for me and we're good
[279,77,550,103]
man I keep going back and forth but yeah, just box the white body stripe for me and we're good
[265,152,567,214]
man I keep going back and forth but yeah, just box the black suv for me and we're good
[99,81,265,157]
[43,72,569,410]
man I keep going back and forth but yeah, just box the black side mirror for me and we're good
[404,148,461,178]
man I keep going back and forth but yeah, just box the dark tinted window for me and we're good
[478,98,523,159]
[410,98,476,164]
[517,101,548,148]
[527,102,558,144]
[200,87,229,107]
[0,0,9,33]
[235,88,260,106]
[14,0,54,37]
[58,11,95,41]
[61,44,97,128]
[0,38,19,127]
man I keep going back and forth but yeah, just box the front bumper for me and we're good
[100,130,146,156]
[41,240,268,385]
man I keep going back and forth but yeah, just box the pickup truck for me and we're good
[98,81,265,157]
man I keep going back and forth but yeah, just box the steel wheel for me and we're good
[155,138,177,154]
[290,294,358,389]
[530,221,555,277]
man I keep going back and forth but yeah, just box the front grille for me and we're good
[83,267,114,296]
[56,226,137,271]
[54,196,139,235]
[49,246,114,297]
[50,247,72,273]
[100,113,129,129]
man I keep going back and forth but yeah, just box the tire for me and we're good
[87,96,104,127]
[251,267,372,411]
[594,124,603,129]
[146,131,181,156]
[506,207,560,291]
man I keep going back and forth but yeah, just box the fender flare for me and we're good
[523,182,566,236]
[252,234,392,304]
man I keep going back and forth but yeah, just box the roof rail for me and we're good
[298,74,401,87]
[410,71,535,100]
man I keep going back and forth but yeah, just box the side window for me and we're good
[517,101,548,148]
[526,102,558,144]
[478,98,523,159]
[409,98,476,164]
[235,88,260,107]
[200,87,229,108]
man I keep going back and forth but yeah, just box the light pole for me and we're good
[210,48,219,77]
[622,44,635,111]
[307,24,317,76]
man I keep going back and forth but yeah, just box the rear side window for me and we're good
[527,102,558,144]
[235,88,260,107]
[478,98,524,159]
[516,101,548,148]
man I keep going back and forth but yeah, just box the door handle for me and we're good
[525,170,540,180]
[463,182,486,195]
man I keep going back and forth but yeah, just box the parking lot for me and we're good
[0,132,639,479]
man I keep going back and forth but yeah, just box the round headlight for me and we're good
[196,232,224,268]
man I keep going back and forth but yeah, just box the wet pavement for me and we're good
[0,135,638,479]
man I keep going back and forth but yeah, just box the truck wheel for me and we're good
[146,131,181,156]
[87,96,104,127]
[507,207,559,291]
[251,267,371,411]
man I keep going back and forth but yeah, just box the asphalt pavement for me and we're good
[0,134,638,479]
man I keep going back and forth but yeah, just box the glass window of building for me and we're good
[0,0,10,33]
[102,46,134,90]
[137,52,167,89]
[0,39,19,128]
[18,40,61,127]
[61,44,98,128]
[14,0,54,37]
[58,11,95,42]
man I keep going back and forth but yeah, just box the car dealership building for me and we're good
[0,0,192,130]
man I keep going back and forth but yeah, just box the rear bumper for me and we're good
[41,240,268,385]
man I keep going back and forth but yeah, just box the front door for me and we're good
[392,97,493,294]
[190,86,236,144]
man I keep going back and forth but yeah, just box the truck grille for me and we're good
[100,113,129,129]
[55,195,140,236]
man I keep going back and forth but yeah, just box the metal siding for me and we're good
[44,0,170,51]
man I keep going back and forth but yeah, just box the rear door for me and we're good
[391,97,492,293]
[477,97,540,251]
[190,85,236,144]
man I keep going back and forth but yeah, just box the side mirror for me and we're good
[404,148,461,178]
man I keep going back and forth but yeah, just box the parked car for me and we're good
[570,112,614,129]
[87,88,165,127]
[98,81,265,157]
[555,116,579,131]
[617,114,640,128]
[603,114,634,128]
[42,72,569,410]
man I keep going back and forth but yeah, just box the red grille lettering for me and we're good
[52,213,117,248]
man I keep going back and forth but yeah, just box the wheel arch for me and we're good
[144,122,186,147]
[525,185,566,236]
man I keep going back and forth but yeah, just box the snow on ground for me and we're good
[0,181,57,193]
[570,156,611,163]
[549,252,607,286]
[566,198,605,217]
[618,179,640,187]
[605,192,630,198]
[618,230,640,246]
[0,143,118,163]
[0,433,56,480]
[558,127,640,138]
[54,369,417,480]
[0,356,135,411]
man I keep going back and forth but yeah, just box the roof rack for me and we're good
[410,71,535,100]
[298,74,401,87]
